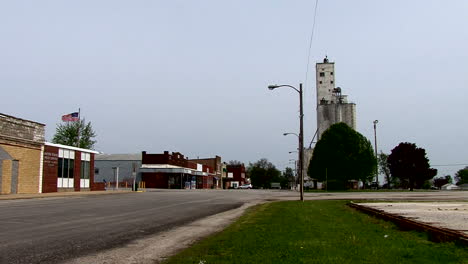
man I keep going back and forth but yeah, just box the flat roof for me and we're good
[45,142,99,154]
[95,153,142,161]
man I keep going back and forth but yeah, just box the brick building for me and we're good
[225,164,246,189]
[189,156,222,188]
[140,151,215,189]
[42,142,99,193]
[0,113,45,194]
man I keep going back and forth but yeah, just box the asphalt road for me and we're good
[0,190,466,264]
[0,190,251,264]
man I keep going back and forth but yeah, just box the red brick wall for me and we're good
[187,161,197,170]
[143,151,192,168]
[142,152,169,165]
[74,152,81,191]
[91,182,105,191]
[227,164,246,185]
[198,176,214,189]
[42,145,59,193]
[189,156,221,175]
[197,176,203,189]
[142,151,211,171]
[90,153,96,190]
[142,173,168,188]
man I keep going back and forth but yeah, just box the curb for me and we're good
[0,190,134,201]
[348,202,468,246]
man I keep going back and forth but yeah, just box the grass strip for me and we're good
[164,200,467,264]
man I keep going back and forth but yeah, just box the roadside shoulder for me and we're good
[64,200,265,264]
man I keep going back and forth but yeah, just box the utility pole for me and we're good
[299,83,304,201]
[132,163,137,191]
[373,120,379,188]
[268,83,304,201]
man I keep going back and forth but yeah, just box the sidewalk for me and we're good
[0,190,133,200]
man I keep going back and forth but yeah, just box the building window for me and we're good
[81,153,91,188]
[319,72,325,77]
[331,81,334,84]
[81,161,90,180]
[319,81,322,84]
[95,168,100,174]
[331,72,334,75]
[57,149,75,188]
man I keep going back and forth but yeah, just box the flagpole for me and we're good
[76,108,81,147]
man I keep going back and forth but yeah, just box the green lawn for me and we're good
[164,200,467,264]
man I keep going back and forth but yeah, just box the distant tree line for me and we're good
[379,146,467,189]
[305,123,453,191]
[247,158,290,189]
[250,123,466,191]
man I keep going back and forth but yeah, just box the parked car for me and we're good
[238,184,252,189]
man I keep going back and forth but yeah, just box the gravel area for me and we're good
[357,202,468,236]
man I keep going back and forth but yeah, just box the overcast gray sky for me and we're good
[2,1,467,178]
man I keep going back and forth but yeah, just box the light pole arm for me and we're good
[268,84,300,94]
[284,132,299,138]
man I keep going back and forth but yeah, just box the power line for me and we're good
[303,0,320,145]
[304,0,320,88]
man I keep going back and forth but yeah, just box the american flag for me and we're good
[61,112,79,122]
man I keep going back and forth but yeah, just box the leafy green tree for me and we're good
[247,158,281,189]
[387,142,437,191]
[378,152,392,188]
[455,166,468,185]
[308,123,376,190]
[52,119,97,149]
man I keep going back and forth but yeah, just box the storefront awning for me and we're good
[140,167,216,177]
[140,167,192,174]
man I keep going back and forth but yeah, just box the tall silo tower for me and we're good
[315,56,356,140]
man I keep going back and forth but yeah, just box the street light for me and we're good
[373,120,379,188]
[283,132,299,137]
[268,83,304,201]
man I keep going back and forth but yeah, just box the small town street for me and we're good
[0,190,466,264]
